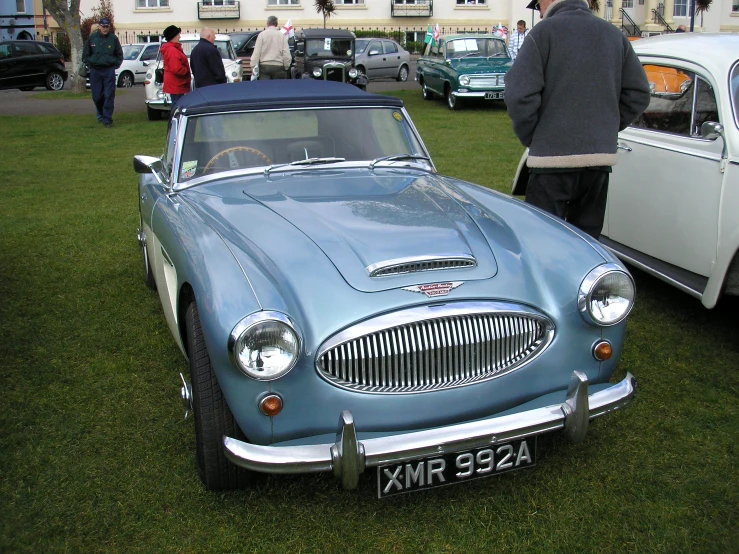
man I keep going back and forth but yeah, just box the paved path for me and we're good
[0,62,421,117]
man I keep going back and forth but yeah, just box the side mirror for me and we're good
[368,49,381,56]
[700,121,724,140]
[133,155,165,186]
[143,61,149,67]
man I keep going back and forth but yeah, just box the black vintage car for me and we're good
[292,28,368,90]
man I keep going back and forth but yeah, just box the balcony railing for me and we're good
[391,0,433,18]
[197,1,240,20]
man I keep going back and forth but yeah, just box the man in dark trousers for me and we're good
[504,0,650,239]
[190,28,227,89]
[82,17,123,128]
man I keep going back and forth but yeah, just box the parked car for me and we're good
[0,40,67,91]
[354,37,411,82]
[292,28,368,89]
[512,34,738,309]
[133,79,637,496]
[230,30,261,79]
[416,34,511,110]
[144,33,241,120]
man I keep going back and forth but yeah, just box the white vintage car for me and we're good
[144,33,241,121]
[513,34,738,309]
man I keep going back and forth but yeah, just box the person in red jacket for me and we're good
[161,25,191,113]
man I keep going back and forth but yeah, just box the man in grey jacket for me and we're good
[504,0,650,239]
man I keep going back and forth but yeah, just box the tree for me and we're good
[314,0,337,28]
[589,0,600,13]
[44,0,115,93]
[695,0,711,27]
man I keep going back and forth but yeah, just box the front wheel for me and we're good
[45,71,64,91]
[118,71,134,88]
[397,65,409,82]
[421,79,433,100]
[147,105,162,121]
[186,301,252,490]
[446,86,462,111]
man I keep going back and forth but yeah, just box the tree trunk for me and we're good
[45,0,87,93]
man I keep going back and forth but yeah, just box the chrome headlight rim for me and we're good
[312,67,322,78]
[459,75,470,86]
[228,311,302,381]
[578,263,635,326]
[348,67,358,78]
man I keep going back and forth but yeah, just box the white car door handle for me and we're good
[617,143,632,152]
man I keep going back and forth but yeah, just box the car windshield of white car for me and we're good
[123,45,143,60]
[446,38,506,59]
[180,40,231,59]
[178,107,427,182]
[306,39,353,58]
[731,62,739,128]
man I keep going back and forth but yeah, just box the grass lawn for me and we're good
[1,91,738,553]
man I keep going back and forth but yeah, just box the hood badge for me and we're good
[403,282,463,298]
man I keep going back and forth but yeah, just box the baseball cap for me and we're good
[99,17,111,26]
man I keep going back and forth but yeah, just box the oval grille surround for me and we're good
[316,303,553,394]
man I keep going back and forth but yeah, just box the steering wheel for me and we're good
[203,146,272,174]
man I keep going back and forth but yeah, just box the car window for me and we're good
[731,62,739,128]
[446,38,505,59]
[0,44,10,59]
[37,43,57,55]
[383,41,398,54]
[123,45,144,60]
[178,107,425,182]
[12,42,39,57]
[367,41,382,55]
[632,64,719,137]
[430,41,441,57]
[142,44,159,61]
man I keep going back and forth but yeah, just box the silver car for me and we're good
[117,43,160,87]
[354,38,410,82]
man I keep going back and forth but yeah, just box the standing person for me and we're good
[190,28,227,89]
[508,20,529,61]
[161,25,190,112]
[82,17,123,128]
[504,0,650,239]
[251,16,291,80]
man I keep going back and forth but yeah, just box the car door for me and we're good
[0,43,15,89]
[423,40,444,94]
[137,44,160,83]
[10,41,43,88]
[381,40,402,79]
[604,62,724,278]
[364,40,384,80]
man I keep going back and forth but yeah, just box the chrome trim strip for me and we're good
[366,254,477,277]
[315,302,554,394]
[453,91,504,98]
[223,372,637,487]
[578,263,635,326]
[619,131,723,163]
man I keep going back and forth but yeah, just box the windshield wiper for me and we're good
[264,157,346,176]
[369,154,432,170]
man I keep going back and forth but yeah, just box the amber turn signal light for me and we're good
[593,341,613,361]
[259,394,283,416]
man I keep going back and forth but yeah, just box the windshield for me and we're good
[177,107,427,182]
[305,38,353,58]
[122,45,144,60]
[180,40,234,60]
[732,61,739,128]
[355,39,369,53]
[446,37,508,59]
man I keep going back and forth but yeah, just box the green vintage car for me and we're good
[416,34,512,110]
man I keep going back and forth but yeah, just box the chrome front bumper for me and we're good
[453,90,504,98]
[224,371,636,490]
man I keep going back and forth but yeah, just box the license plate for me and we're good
[485,91,504,100]
[376,437,536,498]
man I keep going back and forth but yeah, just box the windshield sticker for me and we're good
[393,111,403,122]
[324,38,332,51]
[182,160,197,179]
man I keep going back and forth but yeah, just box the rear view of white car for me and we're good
[145,33,241,120]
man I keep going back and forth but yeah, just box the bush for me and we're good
[406,41,424,54]
[353,29,404,44]
[55,33,71,60]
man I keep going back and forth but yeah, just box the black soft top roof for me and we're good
[296,28,356,39]
[175,80,403,116]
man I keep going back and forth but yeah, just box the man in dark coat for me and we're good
[190,28,227,88]
[82,17,123,128]
[504,0,650,239]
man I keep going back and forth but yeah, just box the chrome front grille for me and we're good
[323,63,346,83]
[368,256,477,277]
[316,302,553,394]
[469,74,505,88]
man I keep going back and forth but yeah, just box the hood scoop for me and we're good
[367,255,477,278]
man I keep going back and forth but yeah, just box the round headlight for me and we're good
[349,68,358,78]
[229,312,301,380]
[312,67,323,78]
[146,71,152,80]
[459,75,470,86]
[578,264,635,326]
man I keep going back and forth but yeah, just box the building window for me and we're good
[456,0,486,4]
[136,0,169,7]
[673,0,687,16]
[335,0,364,3]
[267,0,300,4]
[622,0,633,7]
[732,0,738,11]
[16,0,26,12]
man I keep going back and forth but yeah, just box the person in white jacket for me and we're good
[508,21,529,61]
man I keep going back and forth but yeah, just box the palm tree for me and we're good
[589,0,600,13]
[695,0,711,27]
[315,0,337,28]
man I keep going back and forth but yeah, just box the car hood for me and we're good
[449,58,511,73]
[189,171,498,294]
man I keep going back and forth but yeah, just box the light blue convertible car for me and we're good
[134,81,637,497]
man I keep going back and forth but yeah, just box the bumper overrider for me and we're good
[224,371,636,489]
